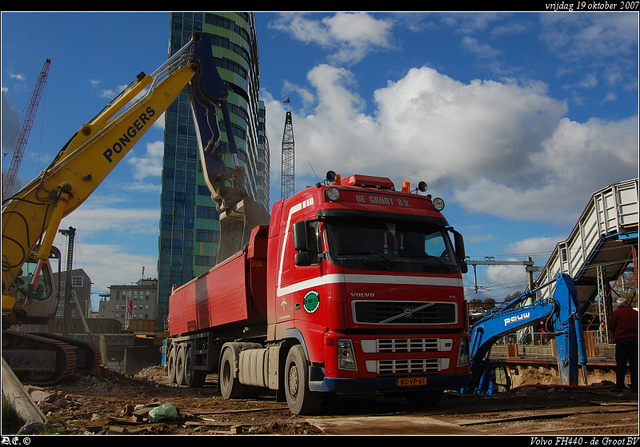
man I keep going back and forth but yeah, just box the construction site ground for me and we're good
[25,365,638,436]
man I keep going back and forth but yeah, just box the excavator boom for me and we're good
[464,273,588,394]
[2,32,268,384]
[188,33,270,262]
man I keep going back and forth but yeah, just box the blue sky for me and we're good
[2,12,638,306]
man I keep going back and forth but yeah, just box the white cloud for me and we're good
[60,199,159,237]
[461,36,501,59]
[540,13,638,62]
[265,63,638,225]
[269,12,395,65]
[486,260,529,289]
[501,237,562,257]
[127,140,164,180]
[68,243,157,290]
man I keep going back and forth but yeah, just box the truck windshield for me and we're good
[325,216,458,273]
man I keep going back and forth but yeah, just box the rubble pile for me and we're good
[20,366,320,435]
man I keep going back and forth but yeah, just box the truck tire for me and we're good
[219,347,246,399]
[184,345,206,388]
[176,343,187,386]
[284,345,323,415]
[167,345,177,384]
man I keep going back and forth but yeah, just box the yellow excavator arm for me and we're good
[2,33,269,327]
[2,45,196,305]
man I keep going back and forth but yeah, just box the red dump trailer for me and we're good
[166,172,472,415]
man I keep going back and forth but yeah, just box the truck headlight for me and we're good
[337,339,357,370]
[325,187,340,202]
[457,337,470,367]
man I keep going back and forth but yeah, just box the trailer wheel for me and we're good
[284,345,323,415]
[219,348,246,399]
[184,345,206,388]
[167,345,177,384]
[176,343,187,386]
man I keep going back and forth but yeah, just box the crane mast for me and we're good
[280,98,295,200]
[2,59,51,202]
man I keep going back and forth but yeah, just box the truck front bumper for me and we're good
[309,370,472,394]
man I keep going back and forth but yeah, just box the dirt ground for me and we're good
[24,365,638,436]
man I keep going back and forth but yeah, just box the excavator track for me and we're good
[31,332,102,373]
[2,330,77,385]
[2,331,102,386]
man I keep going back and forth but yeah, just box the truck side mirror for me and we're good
[448,227,468,274]
[295,251,314,267]
[293,221,310,252]
[293,221,321,266]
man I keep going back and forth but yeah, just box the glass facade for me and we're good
[157,12,269,329]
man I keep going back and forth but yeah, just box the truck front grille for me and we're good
[378,338,444,352]
[352,301,457,325]
[368,358,445,374]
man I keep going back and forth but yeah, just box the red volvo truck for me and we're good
[166,171,471,414]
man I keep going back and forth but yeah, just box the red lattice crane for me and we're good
[2,59,51,201]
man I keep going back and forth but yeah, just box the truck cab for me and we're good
[266,172,471,404]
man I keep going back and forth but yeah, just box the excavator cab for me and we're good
[2,247,60,328]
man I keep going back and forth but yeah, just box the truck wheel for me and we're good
[167,346,177,384]
[176,343,187,385]
[284,345,323,415]
[219,348,246,399]
[184,345,206,388]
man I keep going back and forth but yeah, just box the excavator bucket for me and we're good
[218,196,271,262]
[188,33,270,263]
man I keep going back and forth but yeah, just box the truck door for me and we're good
[276,220,326,328]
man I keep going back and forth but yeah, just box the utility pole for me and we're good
[281,97,295,200]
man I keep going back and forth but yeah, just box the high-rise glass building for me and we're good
[157,12,270,329]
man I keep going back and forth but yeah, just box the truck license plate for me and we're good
[397,377,427,387]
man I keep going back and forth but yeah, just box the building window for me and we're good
[195,255,216,266]
[197,206,219,219]
[196,230,219,243]
[72,276,83,287]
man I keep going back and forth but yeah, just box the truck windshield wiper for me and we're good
[402,253,453,271]
[337,251,396,268]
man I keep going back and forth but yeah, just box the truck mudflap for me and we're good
[309,372,472,394]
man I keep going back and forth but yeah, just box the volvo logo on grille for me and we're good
[403,308,414,318]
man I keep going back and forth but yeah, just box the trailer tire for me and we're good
[183,345,206,388]
[219,348,246,399]
[284,345,323,415]
[167,346,177,384]
[176,343,188,386]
